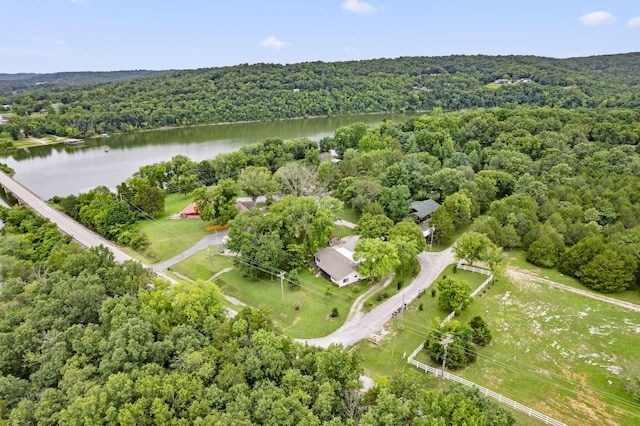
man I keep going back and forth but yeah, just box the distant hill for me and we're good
[0,70,168,95]
[0,73,38,81]
[1,53,639,137]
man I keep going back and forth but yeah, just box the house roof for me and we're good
[315,236,360,281]
[410,199,440,220]
[180,202,199,216]
[235,199,256,212]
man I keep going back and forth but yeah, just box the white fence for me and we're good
[457,263,492,276]
[414,263,567,426]
[407,343,566,426]
[439,265,493,327]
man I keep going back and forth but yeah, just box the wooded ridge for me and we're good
[1,53,639,138]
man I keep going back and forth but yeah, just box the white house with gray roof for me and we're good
[314,236,363,287]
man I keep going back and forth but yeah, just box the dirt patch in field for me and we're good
[545,369,624,426]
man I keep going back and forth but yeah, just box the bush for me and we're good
[425,320,477,369]
[469,316,492,346]
[330,307,339,318]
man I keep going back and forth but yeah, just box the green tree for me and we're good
[193,178,238,224]
[526,230,565,268]
[357,213,394,240]
[379,185,411,223]
[439,192,472,229]
[353,238,400,282]
[436,276,472,312]
[388,221,426,253]
[469,315,492,346]
[454,231,499,265]
[425,320,477,369]
[579,248,637,293]
[237,166,279,202]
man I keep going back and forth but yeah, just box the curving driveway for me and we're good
[299,248,456,348]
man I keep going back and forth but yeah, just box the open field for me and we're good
[506,250,640,305]
[357,263,640,425]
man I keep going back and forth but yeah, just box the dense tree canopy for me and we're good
[0,206,514,424]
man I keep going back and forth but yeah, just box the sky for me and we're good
[1,0,638,74]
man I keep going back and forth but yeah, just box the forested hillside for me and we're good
[1,53,639,138]
[0,70,167,96]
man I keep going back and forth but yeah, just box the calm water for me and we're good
[1,113,419,200]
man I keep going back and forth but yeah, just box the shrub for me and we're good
[330,307,339,318]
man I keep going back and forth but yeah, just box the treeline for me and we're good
[0,206,515,425]
[2,53,640,138]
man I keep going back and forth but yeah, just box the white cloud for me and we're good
[341,0,378,15]
[578,11,616,26]
[628,17,640,28]
[259,35,289,49]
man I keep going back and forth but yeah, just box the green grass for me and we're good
[215,268,372,338]
[337,206,360,224]
[171,251,235,282]
[357,264,486,376]
[135,193,215,263]
[505,250,640,305]
[357,262,640,425]
[332,224,356,239]
[429,222,472,252]
[362,266,421,312]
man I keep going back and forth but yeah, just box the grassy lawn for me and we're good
[215,268,372,338]
[337,206,360,224]
[505,250,640,305]
[171,251,235,282]
[332,224,356,239]
[357,263,640,425]
[135,193,214,263]
[429,222,472,252]
[362,265,422,312]
[357,264,486,376]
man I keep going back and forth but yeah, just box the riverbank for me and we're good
[13,135,64,149]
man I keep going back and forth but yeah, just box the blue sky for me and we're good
[2,0,638,73]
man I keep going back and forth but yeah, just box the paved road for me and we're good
[0,171,134,263]
[299,248,456,348]
[152,230,229,272]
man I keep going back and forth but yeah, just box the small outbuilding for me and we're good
[179,202,200,219]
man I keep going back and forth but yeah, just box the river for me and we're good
[1,113,419,201]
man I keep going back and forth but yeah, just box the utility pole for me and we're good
[429,225,435,251]
[208,245,213,272]
[400,293,405,328]
[440,333,454,380]
[279,270,285,307]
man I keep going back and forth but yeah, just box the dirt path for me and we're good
[506,268,640,312]
[346,273,395,321]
